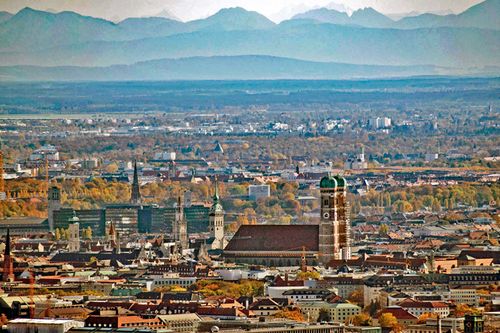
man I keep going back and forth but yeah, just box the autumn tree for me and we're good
[379,224,389,236]
[454,303,481,317]
[418,312,438,323]
[347,288,364,306]
[274,309,305,322]
[297,271,321,280]
[349,313,372,326]
[378,313,399,329]
[84,226,93,239]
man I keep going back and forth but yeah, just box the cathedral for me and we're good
[223,174,350,267]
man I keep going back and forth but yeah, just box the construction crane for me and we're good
[0,146,4,195]
[45,155,49,194]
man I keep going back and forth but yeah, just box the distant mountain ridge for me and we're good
[0,1,498,80]
[293,0,499,30]
[0,55,452,81]
[2,22,497,69]
[293,7,394,28]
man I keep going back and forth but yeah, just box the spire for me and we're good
[210,178,223,215]
[108,221,116,239]
[4,228,10,256]
[130,160,141,204]
[213,177,220,202]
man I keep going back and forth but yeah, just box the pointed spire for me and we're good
[130,159,141,204]
[213,177,220,202]
[4,228,11,256]
[108,221,116,238]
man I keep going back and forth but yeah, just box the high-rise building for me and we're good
[319,175,350,265]
[208,181,225,250]
[2,228,14,282]
[130,160,141,204]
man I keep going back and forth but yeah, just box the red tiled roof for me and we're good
[398,299,449,309]
[380,307,417,320]
[225,225,319,252]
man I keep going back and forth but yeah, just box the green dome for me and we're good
[320,175,337,189]
[334,175,347,188]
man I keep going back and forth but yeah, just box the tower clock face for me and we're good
[323,212,330,219]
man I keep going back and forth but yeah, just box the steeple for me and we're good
[173,194,188,251]
[131,160,141,204]
[210,178,223,214]
[4,228,11,257]
[209,179,225,250]
[213,178,220,202]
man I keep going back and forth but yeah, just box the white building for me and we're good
[29,145,60,161]
[7,318,83,333]
[369,117,391,129]
[146,274,197,291]
[399,300,450,318]
[345,147,368,170]
[248,184,271,200]
[154,152,176,161]
[425,153,439,162]
[299,301,361,322]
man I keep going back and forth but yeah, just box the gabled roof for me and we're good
[380,306,417,320]
[225,225,319,252]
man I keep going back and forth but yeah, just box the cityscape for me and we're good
[0,1,499,333]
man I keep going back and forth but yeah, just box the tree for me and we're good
[365,300,381,317]
[349,313,372,326]
[378,313,399,329]
[379,224,389,236]
[105,163,119,173]
[317,308,331,322]
[297,271,321,280]
[347,288,364,306]
[454,303,481,317]
[55,228,61,241]
[84,226,93,239]
[418,312,438,323]
[274,309,305,322]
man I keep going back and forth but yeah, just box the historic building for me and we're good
[207,180,226,250]
[172,195,189,251]
[130,160,141,204]
[224,175,350,267]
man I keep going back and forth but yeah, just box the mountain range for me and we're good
[0,0,498,80]
[0,55,453,81]
[293,0,499,30]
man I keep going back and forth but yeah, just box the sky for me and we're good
[0,0,485,22]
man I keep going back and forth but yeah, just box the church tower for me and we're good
[68,212,80,253]
[173,194,188,251]
[130,160,141,204]
[2,228,14,282]
[319,175,350,265]
[208,180,225,250]
[48,185,61,232]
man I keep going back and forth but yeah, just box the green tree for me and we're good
[317,308,331,322]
